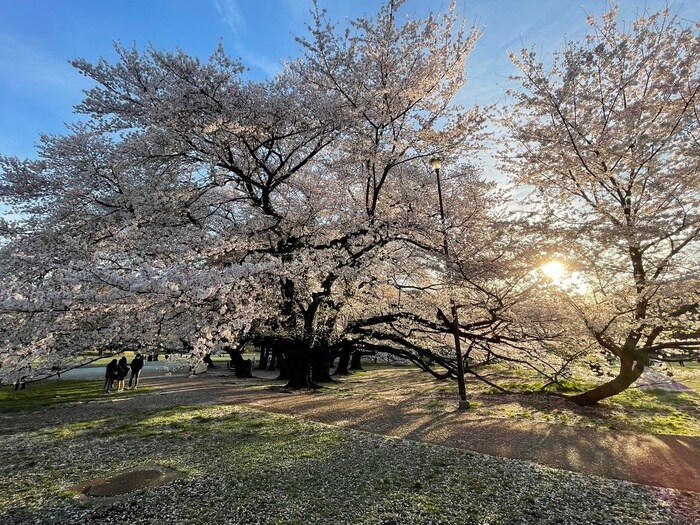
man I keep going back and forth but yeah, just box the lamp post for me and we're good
[430,157,469,409]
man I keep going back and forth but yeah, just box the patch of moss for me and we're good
[496,380,546,392]
[425,399,448,410]
[600,388,700,435]
[646,412,695,434]
[546,378,595,393]
[49,418,114,439]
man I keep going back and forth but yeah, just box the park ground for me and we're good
[0,360,699,524]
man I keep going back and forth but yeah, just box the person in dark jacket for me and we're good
[128,353,144,389]
[104,359,118,394]
[116,356,129,393]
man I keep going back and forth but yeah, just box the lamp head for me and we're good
[429,157,442,170]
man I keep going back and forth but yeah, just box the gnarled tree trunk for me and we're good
[569,352,645,406]
[227,347,253,378]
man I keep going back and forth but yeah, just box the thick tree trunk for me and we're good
[228,350,253,378]
[283,293,325,388]
[284,342,313,389]
[311,346,333,383]
[269,351,278,371]
[349,350,364,371]
[257,347,269,370]
[569,354,645,406]
[333,347,352,376]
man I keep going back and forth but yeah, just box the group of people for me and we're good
[103,353,144,394]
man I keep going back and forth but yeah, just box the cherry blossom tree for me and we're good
[0,1,491,389]
[276,0,487,384]
[502,6,700,405]
[336,194,585,393]
[0,127,277,384]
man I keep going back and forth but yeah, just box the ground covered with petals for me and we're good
[0,403,692,525]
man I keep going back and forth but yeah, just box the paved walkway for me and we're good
[3,369,699,495]
[637,369,695,392]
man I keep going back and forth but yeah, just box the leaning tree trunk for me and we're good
[569,352,645,406]
[333,347,352,376]
[228,350,253,378]
[571,243,657,407]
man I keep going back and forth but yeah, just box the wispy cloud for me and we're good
[213,0,245,44]
[0,35,90,103]
[0,35,93,157]
[243,51,283,79]
[279,0,311,25]
[212,0,282,79]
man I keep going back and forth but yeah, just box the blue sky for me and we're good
[1,0,698,160]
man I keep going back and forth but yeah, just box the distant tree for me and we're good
[502,6,700,405]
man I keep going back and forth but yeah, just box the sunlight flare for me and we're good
[541,260,565,281]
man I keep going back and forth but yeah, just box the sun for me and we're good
[541,261,565,281]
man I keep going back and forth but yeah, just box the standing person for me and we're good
[128,352,144,389]
[104,359,118,394]
[116,356,129,393]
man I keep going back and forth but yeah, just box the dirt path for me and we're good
[2,370,699,495]
[240,391,700,493]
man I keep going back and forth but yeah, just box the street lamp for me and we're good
[430,157,470,410]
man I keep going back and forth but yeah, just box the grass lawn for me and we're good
[337,365,700,436]
[0,380,154,412]
[0,402,689,525]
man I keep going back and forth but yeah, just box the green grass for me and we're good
[0,380,152,413]
[600,387,700,435]
[548,378,595,393]
[5,362,697,440]
[483,380,700,435]
[461,364,700,435]
[682,377,700,391]
[491,377,597,394]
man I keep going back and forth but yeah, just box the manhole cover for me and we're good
[86,469,164,497]
[71,466,180,501]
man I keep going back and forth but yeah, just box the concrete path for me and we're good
[46,359,194,381]
[637,369,695,392]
